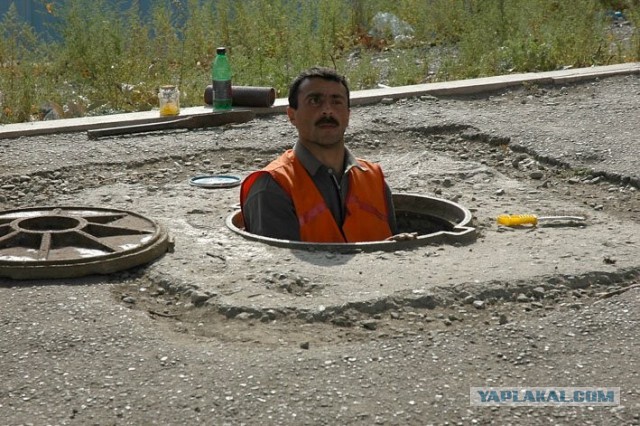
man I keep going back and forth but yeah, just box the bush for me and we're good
[0,0,637,123]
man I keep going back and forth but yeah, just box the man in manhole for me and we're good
[240,67,415,243]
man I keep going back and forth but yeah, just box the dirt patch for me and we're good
[101,103,639,343]
[111,268,639,349]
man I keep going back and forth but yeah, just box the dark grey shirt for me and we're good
[242,143,397,240]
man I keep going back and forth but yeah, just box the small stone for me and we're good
[499,314,508,325]
[300,342,310,350]
[532,287,546,298]
[495,188,505,196]
[516,293,530,303]
[122,296,136,304]
[190,291,210,306]
[472,300,486,310]
[529,171,544,180]
[362,320,378,330]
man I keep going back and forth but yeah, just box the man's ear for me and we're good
[286,106,296,124]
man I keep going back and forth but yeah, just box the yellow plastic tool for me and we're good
[497,214,586,227]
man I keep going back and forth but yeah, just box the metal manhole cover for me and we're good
[0,207,171,280]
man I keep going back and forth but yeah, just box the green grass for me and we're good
[0,0,638,123]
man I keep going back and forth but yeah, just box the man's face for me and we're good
[287,77,350,150]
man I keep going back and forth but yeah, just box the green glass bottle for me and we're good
[211,47,232,110]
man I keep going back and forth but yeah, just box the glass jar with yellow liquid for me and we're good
[158,85,180,116]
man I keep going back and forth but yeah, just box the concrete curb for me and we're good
[1,62,638,140]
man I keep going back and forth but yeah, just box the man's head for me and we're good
[287,67,351,151]
[288,67,350,109]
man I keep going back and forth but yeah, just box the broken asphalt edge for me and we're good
[144,266,640,324]
[1,62,638,140]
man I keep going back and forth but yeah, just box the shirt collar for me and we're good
[293,142,367,176]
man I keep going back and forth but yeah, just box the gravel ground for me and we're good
[1,72,639,425]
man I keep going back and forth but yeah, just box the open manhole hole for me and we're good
[226,193,476,252]
[0,207,171,280]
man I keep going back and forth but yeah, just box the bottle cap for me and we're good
[216,47,226,55]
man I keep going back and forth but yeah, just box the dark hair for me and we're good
[287,67,350,109]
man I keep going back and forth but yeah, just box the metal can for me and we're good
[158,85,180,116]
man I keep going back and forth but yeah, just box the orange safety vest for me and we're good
[241,149,392,243]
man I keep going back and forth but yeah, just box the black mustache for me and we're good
[316,117,339,126]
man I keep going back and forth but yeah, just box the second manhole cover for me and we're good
[0,207,171,280]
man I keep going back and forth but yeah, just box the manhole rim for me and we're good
[225,193,476,252]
